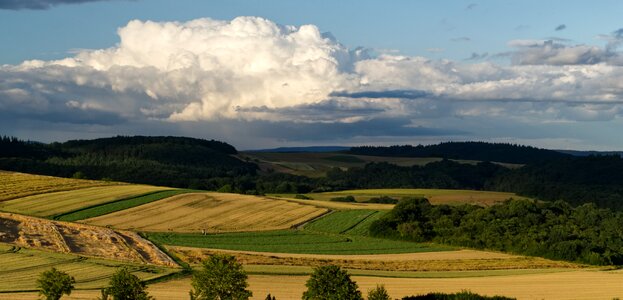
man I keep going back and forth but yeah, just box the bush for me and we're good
[330,195,356,202]
[37,267,75,300]
[364,196,399,204]
[367,285,391,300]
[302,265,363,300]
[295,194,312,200]
[190,254,252,300]
[402,290,515,300]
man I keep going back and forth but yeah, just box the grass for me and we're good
[303,210,385,236]
[82,192,328,233]
[0,185,169,217]
[145,230,452,255]
[275,188,527,207]
[54,189,193,221]
[0,244,177,292]
[0,171,119,202]
[242,264,572,278]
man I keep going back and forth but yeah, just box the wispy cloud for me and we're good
[465,3,478,10]
[451,37,471,42]
[0,0,128,10]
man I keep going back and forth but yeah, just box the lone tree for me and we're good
[37,267,75,300]
[367,285,391,300]
[100,267,152,300]
[302,265,363,300]
[189,254,252,300]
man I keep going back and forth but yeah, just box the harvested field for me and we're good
[0,185,169,217]
[0,244,176,292]
[147,230,452,255]
[83,193,329,233]
[0,171,119,202]
[274,197,395,210]
[0,212,177,267]
[169,247,584,272]
[56,189,192,221]
[277,188,527,207]
[7,271,621,300]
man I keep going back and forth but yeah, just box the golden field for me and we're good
[83,192,329,233]
[0,184,168,217]
[1,271,621,300]
[0,171,119,202]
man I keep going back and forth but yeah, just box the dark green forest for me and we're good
[349,141,571,164]
[3,136,623,210]
[370,198,623,265]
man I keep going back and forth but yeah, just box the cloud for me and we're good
[508,39,618,65]
[426,48,445,53]
[555,24,567,31]
[3,16,623,148]
[0,0,124,10]
[451,37,471,42]
[465,52,489,60]
[465,3,478,10]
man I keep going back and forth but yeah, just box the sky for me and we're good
[1,0,623,150]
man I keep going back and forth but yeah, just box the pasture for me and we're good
[82,193,329,233]
[146,230,452,255]
[0,171,119,202]
[0,244,176,292]
[275,188,526,206]
[0,185,169,217]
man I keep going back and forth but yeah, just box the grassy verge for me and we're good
[145,230,452,255]
[54,190,195,221]
[242,264,573,278]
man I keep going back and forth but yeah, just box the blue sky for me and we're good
[2,0,623,150]
[2,0,622,64]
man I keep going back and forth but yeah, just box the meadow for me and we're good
[83,193,329,233]
[0,244,176,292]
[146,230,452,255]
[274,188,526,206]
[0,171,119,202]
[0,185,169,217]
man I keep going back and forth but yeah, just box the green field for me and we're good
[0,244,177,292]
[303,210,385,236]
[146,230,452,255]
[54,189,194,221]
[274,188,526,206]
[0,185,169,217]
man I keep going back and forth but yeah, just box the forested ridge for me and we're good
[0,136,257,188]
[3,136,623,210]
[349,142,571,164]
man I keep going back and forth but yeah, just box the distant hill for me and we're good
[248,146,350,153]
[349,142,571,164]
[0,135,256,189]
[557,150,623,157]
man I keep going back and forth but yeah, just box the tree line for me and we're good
[37,255,513,300]
[370,198,623,265]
